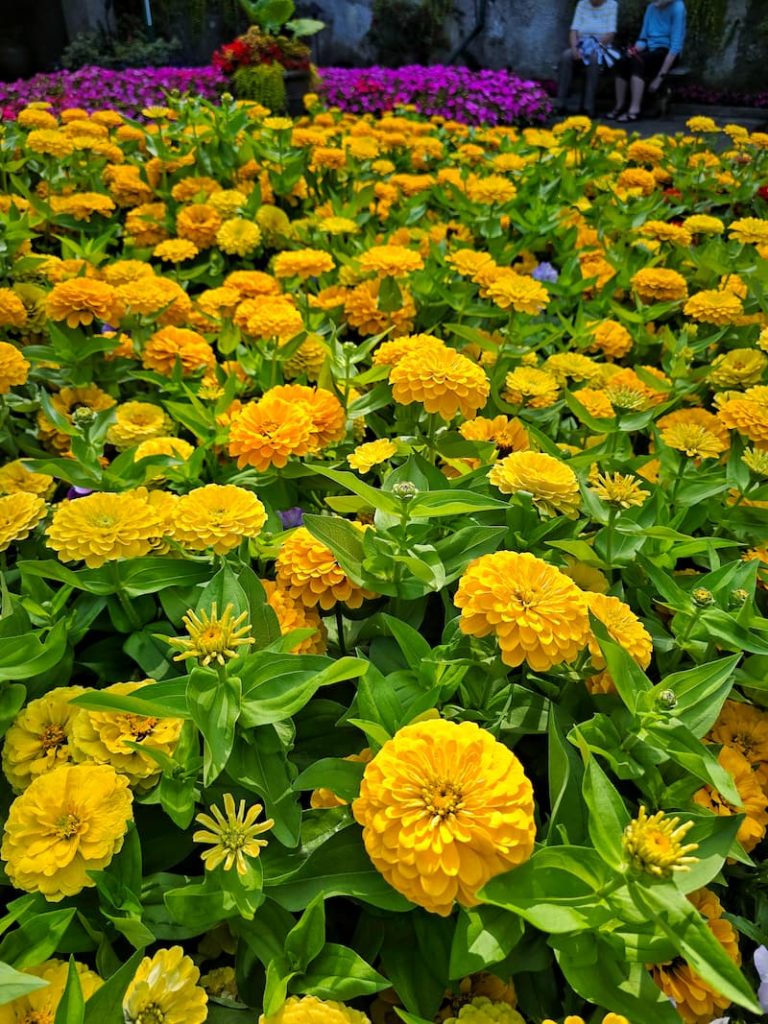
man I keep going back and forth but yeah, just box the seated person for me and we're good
[556,0,619,118]
[609,0,686,121]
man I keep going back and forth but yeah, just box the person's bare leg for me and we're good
[628,74,645,114]
[609,77,627,117]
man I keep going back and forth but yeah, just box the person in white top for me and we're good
[556,0,619,117]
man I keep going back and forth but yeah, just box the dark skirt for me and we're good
[614,47,675,82]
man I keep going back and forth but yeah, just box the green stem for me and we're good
[335,605,347,656]
[670,458,687,504]
[111,563,142,631]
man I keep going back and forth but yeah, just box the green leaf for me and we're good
[302,514,367,583]
[292,758,365,803]
[629,883,761,1014]
[381,613,432,665]
[642,655,740,737]
[553,932,680,1024]
[186,667,241,785]
[54,959,85,1024]
[449,906,524,980]
[675,812,744,892]
[285,895,326,970]
[408,491,508,518]
[547,706,587,845]
[297,943,388,1000]
[240,654,367,727]
[228,729,301,847]
[304,468,399,515]
[0,962,48,1006]
[196,564,248,618]
[0,909,76,969]
[588,614,651,712]
[582,756,630,871]
[238,566,281,650]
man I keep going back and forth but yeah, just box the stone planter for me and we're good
[284,68,312,117]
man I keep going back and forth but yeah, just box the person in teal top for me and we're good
[607,0,687,122]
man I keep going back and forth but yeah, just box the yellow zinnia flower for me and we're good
[2,686,88,792]
[167,603,255,666]
[194,793,274,874]
[631,267,688,303]
[352,719,535,916]
[455,551,589,670]
[729,217,768,245]
[0,459,54,498]
[441,997,525,1024]
[488,451,580,517]
[0,492,47,552]
[70,680,183,790]
[358,244,424,277]
[173,484,267,555]
[217,218,262,256]
[107,401,172,450]
[1,763,133,901]
[0,287,28,329]
[123,947,207,1024]
[259,995,370,1024]
[0,959,102,1024]
[46,490,163,568]
[153,238,199,263]
[684,289,743,325]
[347,438,397,473]
[693,745,768,852]
[46,278,121,329]
[142,326,216,376]
[390,347,490,421]
[276,525,375,610]
[262,580,327,655]
[0,342,30,394]
[273,249,335,280]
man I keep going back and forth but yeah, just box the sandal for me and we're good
[605,108,623,120]
[617,111,640,122]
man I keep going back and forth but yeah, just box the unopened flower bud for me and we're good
[72,406,96,427]
[729,588,749,608]
[392,481,418,502]
[657,689,677,710]
[221,92,234,103]
[692,587,714,608]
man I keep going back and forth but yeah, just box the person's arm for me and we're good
[570,28,581,57]
[650,4,686,91]
[634,6,652,51]
[570,1,584,53]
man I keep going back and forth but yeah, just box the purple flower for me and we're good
[66,486,94,500]
[278,507,305,529]
[532,262,559,283]
[754,945,768,1012]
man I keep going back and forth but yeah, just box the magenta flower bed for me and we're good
[320,65,551,124]
[0,63,551,125]
[0,66,227,118]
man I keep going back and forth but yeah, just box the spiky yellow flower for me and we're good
[454,551,589,671]
[347,439,397,473]
[352,719,535,916]
[194,793,274,874]
[488,451,580,517]
[276,525,375,610]
[123,947,208,1024]
[591,472,649,509]
[173,484,267,555]
[2,686,88,792]
[622,806,698,878]
[390,347,490,421]
[651,888,740,1024]
[631,268,688,304]
[70,680,183,790]
[0,492,47,552]
[168,603,255,666]
[441,998,525,1024]
[0,342,30,394]
[259,995,370,1024]
[0,959,102,1024]
[46,490,162,567]
[1,763,133,900]
[46,278,121,329]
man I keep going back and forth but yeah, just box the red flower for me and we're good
[757,184,768,202]
[212,39,251,74]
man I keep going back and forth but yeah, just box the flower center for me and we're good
[40,723,66,751]
[735,731,754,755]
[423,780,463,819]
[124,714,158,741]
[56,812,81,839]
[93,514,116,528]
[219,824,249,853]
[135,1004,166,1024]
[21,1012,54,1024]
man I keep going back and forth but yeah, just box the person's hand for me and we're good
[572,45,581,59]
[627,45,638,56]
[649,75,663,93]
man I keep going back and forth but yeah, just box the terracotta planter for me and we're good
[283,69,311,117]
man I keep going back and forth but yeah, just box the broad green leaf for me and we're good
[292,757,365,803]
[643,655,740,737]
[0,961,48,1006]
[297,943,388,1000]
[449,906,523,980]
[54,959,84,1024]
[0,909,76,969]
[186,668,241,785]
[302,515,367,583]
[285,895,326,970]
[582,756,630,871]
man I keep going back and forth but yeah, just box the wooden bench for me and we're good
[656,65,691,117]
